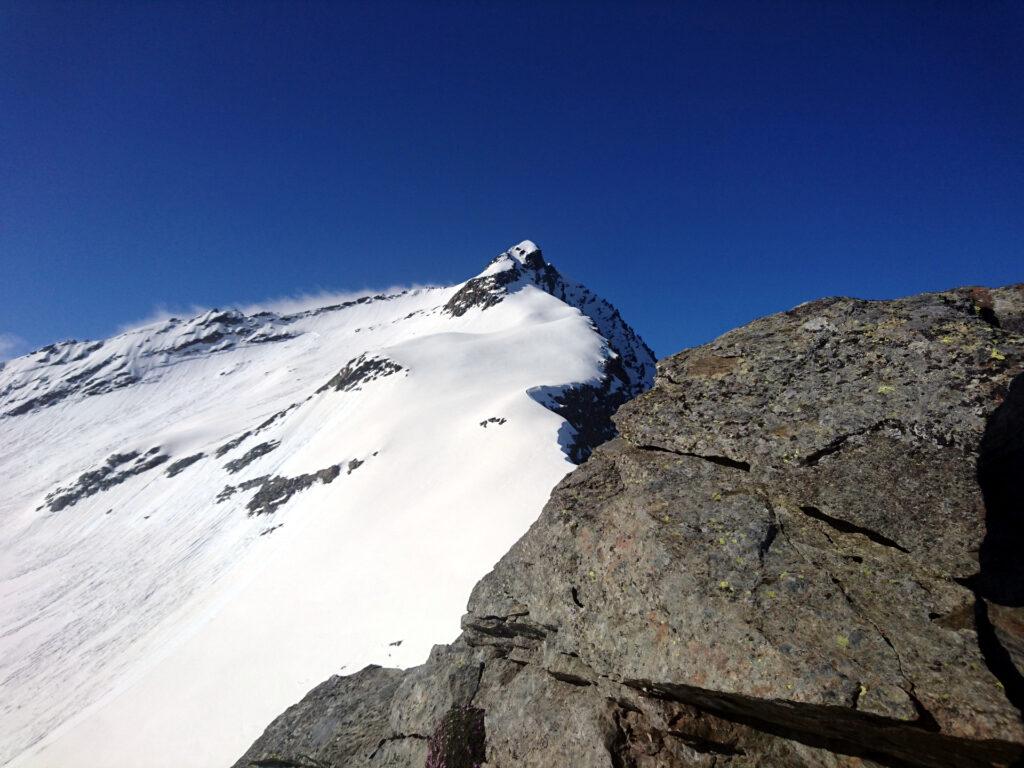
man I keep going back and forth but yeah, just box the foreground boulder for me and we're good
[234,284,1024,768]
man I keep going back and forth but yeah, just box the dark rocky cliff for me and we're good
[233,284,1024,768]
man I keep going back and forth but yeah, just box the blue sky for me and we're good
[1,1,1021,360]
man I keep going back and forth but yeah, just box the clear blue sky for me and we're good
[2,1,1021,360]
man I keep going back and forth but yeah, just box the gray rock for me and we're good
[224,440,280,474]
[388,642,485,738]
[232,665,408,768]
[165,452,205,478]
[216,430,254,458]
[234,284,1024,768]
[316,353,405,394]
[43,447,169,512]
[216,464,343,515]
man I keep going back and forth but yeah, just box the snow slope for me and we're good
[0,241,655,768]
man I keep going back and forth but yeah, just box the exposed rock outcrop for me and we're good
[217,464,344,516]
[317,353,407,394]
[234,284,1024,768]
[0,292,418,421]
[233,665,410,767]
[529,356,634,463]
[42,447,169,512]
[165,452,204,478]
[224,441,280,474]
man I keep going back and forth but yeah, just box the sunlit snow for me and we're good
[0,242,654,768]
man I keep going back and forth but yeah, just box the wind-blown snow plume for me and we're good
[0,333,27,362]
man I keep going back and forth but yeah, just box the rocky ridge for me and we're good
[0,295,408,420]
[0,242,653,466]
[234,284,1024,768]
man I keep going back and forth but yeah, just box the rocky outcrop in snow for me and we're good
[235,284,1024,768]
[0,297,407,421]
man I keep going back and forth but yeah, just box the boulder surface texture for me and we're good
[234,284,1024,768]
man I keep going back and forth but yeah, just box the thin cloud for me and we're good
[115,304,211,334]
[237,284,436,316]
[0,333,28,362]
[113,283,439,336]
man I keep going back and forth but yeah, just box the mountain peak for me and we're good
[478,239,546,277]
[507,239,542,267]
[445,242,655,397]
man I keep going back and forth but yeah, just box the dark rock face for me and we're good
[424,706,486,768]
[443,257,531,317]
[224,440,280,474]
[317,353,406,394]
[217,464,343,516]
[216,430,254,458]
[529,357,634,463]
[977,370,1024,606]
[43,447,169,512]
[235,284,1024,768]
[165,452,205,478]
[2,353,138,418]
[443,242,552,317]
[255,402,303,433]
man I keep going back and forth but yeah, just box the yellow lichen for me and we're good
[991,348,1006,361]
[877,385,895,395]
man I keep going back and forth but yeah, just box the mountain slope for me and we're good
[234,284,1024,768]
[0,241,654,768]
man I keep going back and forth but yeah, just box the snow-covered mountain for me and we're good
[0,241,655,768]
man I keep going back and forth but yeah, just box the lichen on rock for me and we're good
[233,283,1024,768]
